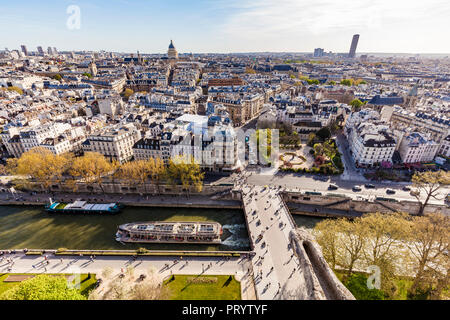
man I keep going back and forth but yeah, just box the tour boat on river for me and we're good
[116,221,223,244]
[45,199,122,214]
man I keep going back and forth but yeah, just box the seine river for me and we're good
[0,205,324,251]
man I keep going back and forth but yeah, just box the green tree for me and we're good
[123,88,134,100]
[332,154,343,171]
[115,161,142,189]
[0,275,86,300]
[322,140,336,158]
[314,219,340,269]
[6,86,24,95]
[313,143,324,157]
[306,79,320,85]
[148,158,166,194]
[255,129,272,164]
[12,147,70,192]
[316,127,331,141]
[307,133,316,147]
[359,212,410,296]
[340,79,353,86]
[350,99,364,112]
[69,152,114,193]
[166,156,204,196]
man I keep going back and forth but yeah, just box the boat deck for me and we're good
[116,221,223,244]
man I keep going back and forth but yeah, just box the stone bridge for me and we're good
[241,185,354,300]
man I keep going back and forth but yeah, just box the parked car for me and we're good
[364,184,376,189]
[328,184,339,190]
[352,186,362,192]
[386,189,396,195]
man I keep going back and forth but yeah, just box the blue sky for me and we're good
[1,0,449,53]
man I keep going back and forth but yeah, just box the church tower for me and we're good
[89,60,97,77]
[168,40,178,60]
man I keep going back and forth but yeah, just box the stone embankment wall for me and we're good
[1,182,242,200]
[0,183,242,209]
[283,192,450,217]
[289,228,355,300]
[6,182,239,196]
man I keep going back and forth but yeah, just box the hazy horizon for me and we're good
[2,0,450,54]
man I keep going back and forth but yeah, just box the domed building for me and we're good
[168,40,178,60]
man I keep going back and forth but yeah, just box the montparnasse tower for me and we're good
[168,40,178,60]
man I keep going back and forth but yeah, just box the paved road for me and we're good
[335,133,362,181]
[0,252,256,300]
[214,171,449,207]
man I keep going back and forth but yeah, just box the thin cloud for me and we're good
[218,0,450,44]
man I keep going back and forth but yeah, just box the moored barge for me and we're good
[45,199,121,214]
[116,221,223,244]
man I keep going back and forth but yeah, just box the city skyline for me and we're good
[1,0,450,54]
[1,2,450,304]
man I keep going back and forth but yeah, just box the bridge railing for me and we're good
[279,193,297,230]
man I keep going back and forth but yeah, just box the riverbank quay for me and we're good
[283,192,450,218]
[18,249,249,258]
[0,192,242,209]
[0,251,257,300]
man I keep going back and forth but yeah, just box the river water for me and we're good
[0,205,325,251]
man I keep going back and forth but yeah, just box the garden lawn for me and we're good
[164,275,241,300]
[0,273,97,298]
[334,271,417,300]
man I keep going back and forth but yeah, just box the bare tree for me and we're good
[411,171,450,216]
[336,218,367,279]
[406,213,449,299]
[89,267,168,300]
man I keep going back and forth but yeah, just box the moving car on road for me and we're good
[352,186,362,192]
[386,189,396,195]
[328,184,339,190]
[402,186,411,192]
[364,184,376,189]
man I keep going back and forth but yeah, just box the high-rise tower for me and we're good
[21,45,28,56]
[37,46,45,56]
[348,34,360,58]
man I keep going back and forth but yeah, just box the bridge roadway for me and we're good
[242,184,313,299]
